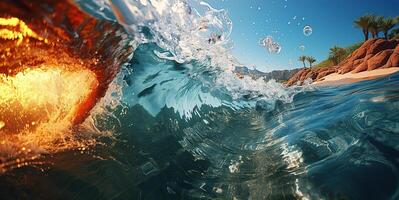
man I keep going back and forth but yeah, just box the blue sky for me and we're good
[200,0,399,72]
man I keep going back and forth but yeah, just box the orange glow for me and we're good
[0,16,104,172]
[0,17,47,45]
[0,66,98,138]
[0,67,98,129]
[0,67,99,172]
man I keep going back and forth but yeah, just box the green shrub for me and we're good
[313,42,363,69]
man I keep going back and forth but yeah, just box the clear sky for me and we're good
[200,0,399,72]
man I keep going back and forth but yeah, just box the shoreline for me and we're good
[312,67,399,86]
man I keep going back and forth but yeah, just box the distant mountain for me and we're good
[234,66,302,82]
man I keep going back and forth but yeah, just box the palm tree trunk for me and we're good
[302,61,306,68]
[363,29,369,41]
[384,32,388,40]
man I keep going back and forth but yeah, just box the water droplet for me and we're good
[260,36,281,54]
[299,45,305,51]
[213,187,223,194]
[0,121,4,129]
[303,25,312,36]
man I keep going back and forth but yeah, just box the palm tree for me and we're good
[368,15,383,38]
[354,15,373,41]
[328,46,346,65]
[298,56,307,68]
[380,17,397,39]
[376,16,385,37]
[306,56,316,67]
[389,28,399,39]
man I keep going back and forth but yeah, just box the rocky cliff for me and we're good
[286,39,399,86]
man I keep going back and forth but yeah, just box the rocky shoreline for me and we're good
[286,38,399,86]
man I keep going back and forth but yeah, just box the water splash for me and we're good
[79,0,299,119]
[83,0,238,70]
[0,67,98,172]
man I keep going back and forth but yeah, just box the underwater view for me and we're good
[1,0,399,199]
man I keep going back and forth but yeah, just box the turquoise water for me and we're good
[1,1,399,199]
[1,42,399,199]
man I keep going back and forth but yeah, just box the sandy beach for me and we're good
[313,67,399,86]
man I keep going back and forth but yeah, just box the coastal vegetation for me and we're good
[298,55,307,68]
[306,56,316,67]
[313,43,363,68]
[297,56,316,68]
[390,28,399,39]
[288,38,399,86]
[354,14,399,41]
[328,46,346,65]
[290,13,398,86]
[311,14,398,69]
[289,14,399,86]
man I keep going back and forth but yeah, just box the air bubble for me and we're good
[303,25,312,36]
[260,36,281,54]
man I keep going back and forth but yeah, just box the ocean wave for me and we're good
[76,0,302,118]
[1,0,399,199]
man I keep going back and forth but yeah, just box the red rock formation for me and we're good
[286,39,399,86]
[316,68,337,81]
[367,49,394,70]
[382,45,399,68]
[285,68,310,86]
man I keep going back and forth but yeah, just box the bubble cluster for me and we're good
[260,36,281,54]
[303,25,312,36]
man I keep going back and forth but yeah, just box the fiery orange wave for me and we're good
[0,0,133,172]
[0,17,101,172]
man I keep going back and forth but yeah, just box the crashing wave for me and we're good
[77,0,302,119]
[79,0,237,69]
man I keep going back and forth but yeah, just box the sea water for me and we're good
[1,0,399,199]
